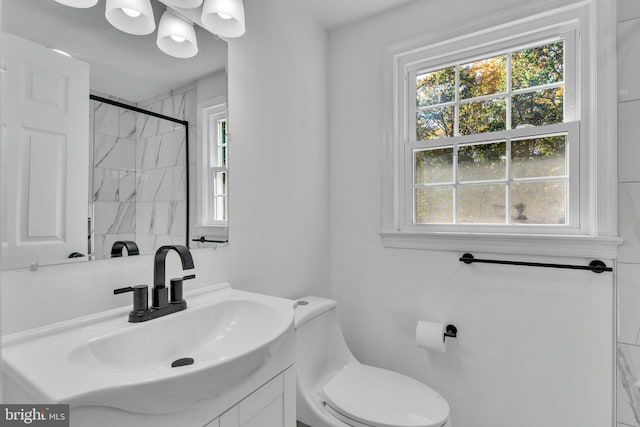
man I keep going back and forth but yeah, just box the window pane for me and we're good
[511,180,566,224]
[512,87,563,128]
[416,67,456,107]
[415,148,453,184]
[511,135,566,179]
[218,145,227,168]
[415,187,453,224]
[512,41,564,90]
[215,171,227,196]
[459,98,506,135]
[220,120,227,144]
[457,184,505,223]
[459,55,507,100]
[417,106,454,140]
[214,196,227,222]
[458,142,506,181]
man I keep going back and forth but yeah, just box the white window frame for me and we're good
[406,30,578,233]
[208,106,228,223]
[196,97,228,241]
[380,2,621,258]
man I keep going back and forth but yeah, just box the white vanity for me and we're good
[2,283,296,427]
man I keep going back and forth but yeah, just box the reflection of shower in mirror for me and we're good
[90,94,191,260]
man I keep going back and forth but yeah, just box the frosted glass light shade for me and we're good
[105,0,155,35]
[201,0,245,38]
[157,10,198,58]
[54,0,99,7]
[162,0,203,9]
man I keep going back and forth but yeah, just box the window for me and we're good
[208,107,227,223]
[381,4,620,256]
[196,100,228,240]
[409,39,576,227]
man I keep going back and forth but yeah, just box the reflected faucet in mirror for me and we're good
[114,244,196,322]
[110,241,140,258]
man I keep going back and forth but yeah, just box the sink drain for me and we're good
[171,357,194,368]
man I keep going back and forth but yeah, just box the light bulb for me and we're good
[170,35,187,43]
[217,12,232,20]
[121,7,141,17]
[51,48,72,58]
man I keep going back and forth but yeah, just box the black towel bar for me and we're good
[459,253,612,273]
[192,236,229,244]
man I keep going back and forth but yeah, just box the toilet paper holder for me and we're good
[444,324,457,341]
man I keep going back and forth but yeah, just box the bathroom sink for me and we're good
[1,283,294,414]
[85,298,278,371]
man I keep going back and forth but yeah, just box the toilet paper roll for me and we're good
[416,320,446,352]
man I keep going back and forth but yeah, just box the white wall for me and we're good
[224,0,330,298]
[329,1,613,426]
[0,0,330,334]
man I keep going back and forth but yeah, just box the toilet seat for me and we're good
[321,363,450,427]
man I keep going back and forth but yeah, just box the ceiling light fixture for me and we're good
[161,0,204,9]
[201,0,245,38]
[157,9,198,58]
[105,0,155,35]
[54,0,99,8]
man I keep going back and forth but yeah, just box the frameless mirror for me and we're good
[0,0,228,267]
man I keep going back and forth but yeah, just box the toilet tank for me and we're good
[294,297,356,391]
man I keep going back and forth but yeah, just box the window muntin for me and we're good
[408,38,575,228]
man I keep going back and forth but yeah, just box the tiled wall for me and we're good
[617,1,640,426]
[90,85,195,259]
[92,100,137,258]
[136,84,195,255]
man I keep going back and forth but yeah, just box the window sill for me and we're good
[379,230,622,259]
[193,224,228,245]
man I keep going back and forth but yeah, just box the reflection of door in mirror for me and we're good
[90,96,189,260]
[1,33,89,269]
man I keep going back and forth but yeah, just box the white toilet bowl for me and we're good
[294,296,451,427]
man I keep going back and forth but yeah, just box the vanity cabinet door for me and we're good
[205,368,295,427]
[1,33,89,268]
[238,373,284,427]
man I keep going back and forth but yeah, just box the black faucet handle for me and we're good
[170,274,195,304]
[114,285,149,313]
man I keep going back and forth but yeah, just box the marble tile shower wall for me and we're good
[91,86,195,259]
[92,100,137,258]
[136,85,196,254]
[617,1,640,426]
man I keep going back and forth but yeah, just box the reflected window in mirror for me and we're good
[196,99,228,241]
[209,105,228,224]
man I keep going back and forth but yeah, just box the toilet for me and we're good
[294,296,451,427]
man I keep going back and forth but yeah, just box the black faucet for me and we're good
[114,245,196,323]
[152,245,195,308]
[110,240,140,258]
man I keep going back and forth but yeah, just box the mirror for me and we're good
[0,0,228,266]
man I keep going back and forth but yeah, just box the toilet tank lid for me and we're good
[294,296,337,329]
